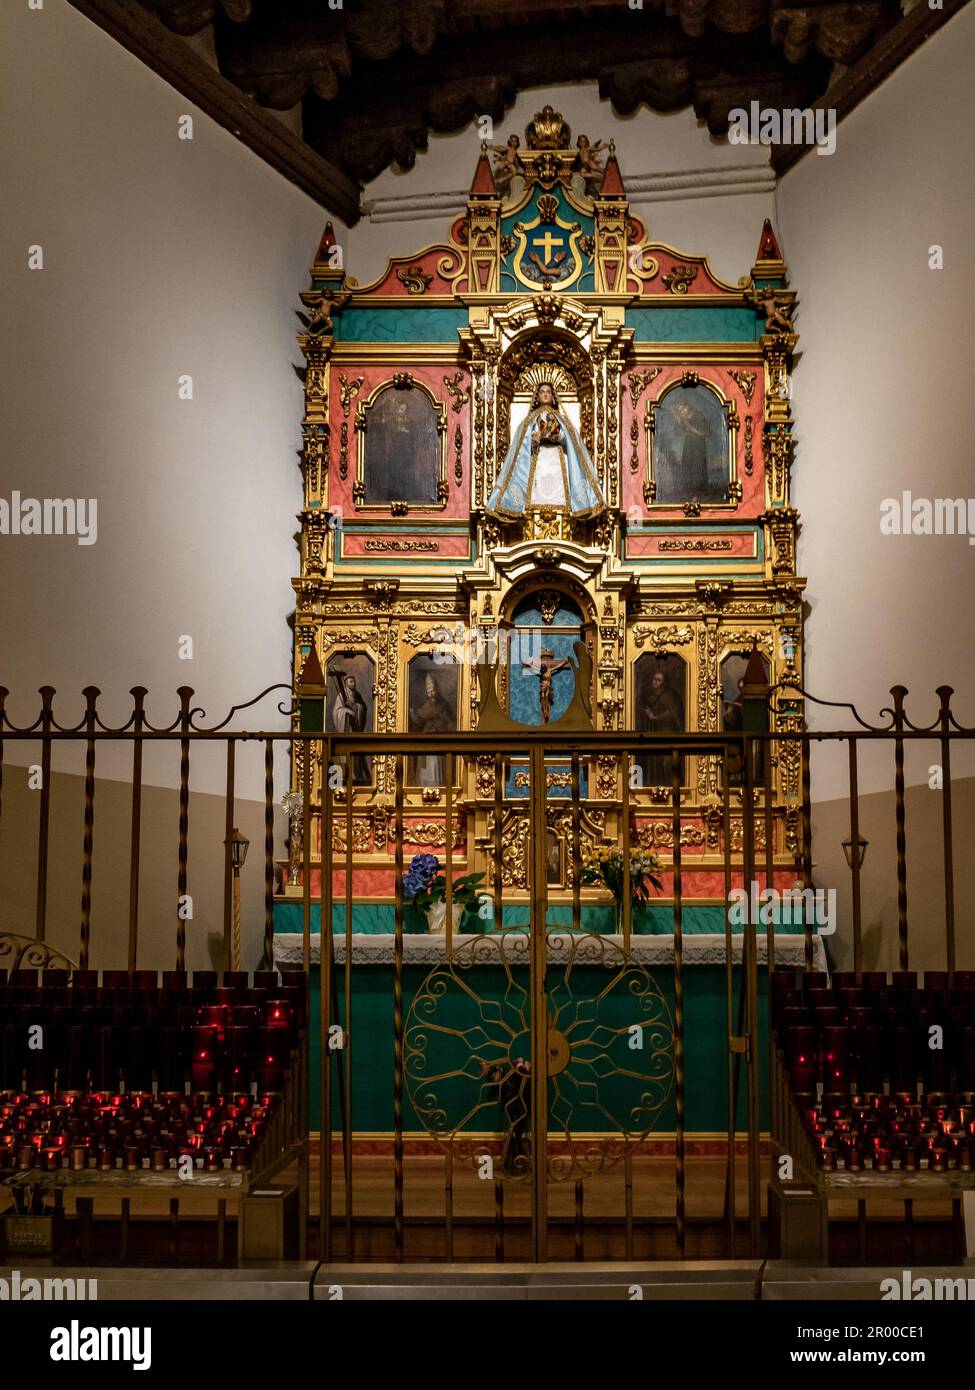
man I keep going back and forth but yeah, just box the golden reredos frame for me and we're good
[353,375,449,512]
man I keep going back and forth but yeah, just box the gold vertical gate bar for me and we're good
[741,735,761,1256]
[445,753,454,950]
[343,776,354,1257]
[493,752,503,931]
[620,751,631,948]
[393,753,405,1261]
[763,734,775,976]
[671,749,685,1257]
[319,736,334,1262]
[529,742,549,1262]
[571,751,581,935]
[721,755,736,1258]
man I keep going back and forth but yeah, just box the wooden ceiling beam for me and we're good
[67,0,361,223]
[772,0,973,174]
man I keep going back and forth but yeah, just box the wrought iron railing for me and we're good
[0,681,971,1263]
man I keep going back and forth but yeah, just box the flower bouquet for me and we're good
[579,847,663,932]
[402,853,486,934]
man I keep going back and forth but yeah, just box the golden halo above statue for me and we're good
[513,362,576,401]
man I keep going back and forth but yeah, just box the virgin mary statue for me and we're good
[486,382,603,519]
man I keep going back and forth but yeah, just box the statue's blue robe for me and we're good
[486,407,603,518]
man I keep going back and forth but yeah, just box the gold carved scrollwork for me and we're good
[443,370,469,413]
[662,264,697,295]
[632,624,693,650]
[628,368,662,409]
[729,370,757,404]
[596,754,617,800]
[339,374,363,418]
[632,821,705,851]
[331,817,372,854]
[395,818,466,851]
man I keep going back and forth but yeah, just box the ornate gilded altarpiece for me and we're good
[290,112,804,907]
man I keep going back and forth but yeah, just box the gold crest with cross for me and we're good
[511,194,584,290]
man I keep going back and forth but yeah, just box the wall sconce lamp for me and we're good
[841,834,868,870]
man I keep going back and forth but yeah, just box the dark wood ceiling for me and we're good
[70,0,971,225]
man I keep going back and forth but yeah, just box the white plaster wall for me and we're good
[777,3,975,797]
[348,87,774,288]
[0,0,332,793]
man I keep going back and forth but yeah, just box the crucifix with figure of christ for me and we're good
[521,647,571,724]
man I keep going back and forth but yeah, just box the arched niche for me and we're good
[495,329,595,472]
[505,590,585,727]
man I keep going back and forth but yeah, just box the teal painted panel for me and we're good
[627,307,759,343]
[300,964,770,1132]
[333,308,467,343]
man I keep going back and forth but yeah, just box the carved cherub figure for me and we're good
[306,287,351,334]
[489,134,522,192]
[575,133,606,193]
[745,282,795,334]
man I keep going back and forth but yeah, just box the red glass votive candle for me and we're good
[819,1147,836,1170]
[875,1146,891,1171]
[191,1027,218,1092]
[790,1062,815,1093]
[931,1147,947,1171]
[959,1146,972,1172]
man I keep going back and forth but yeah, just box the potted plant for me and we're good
[579,847,663,932]
[402,853,486,933]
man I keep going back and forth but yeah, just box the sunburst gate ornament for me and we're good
[404,931,675,1182]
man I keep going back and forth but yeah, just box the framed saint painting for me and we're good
[648,382,733,506]
[356,381,446,507]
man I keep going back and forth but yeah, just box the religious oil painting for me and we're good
[652,384,729,505]
[407,653,459,786]
[363,386,440,504]
[326,652,374,786]
[634,652,687,787]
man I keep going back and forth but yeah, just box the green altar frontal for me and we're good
[274,904,819,1134]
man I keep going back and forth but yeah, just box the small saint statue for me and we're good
[486,381,603,519]
[521,647,571,724]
